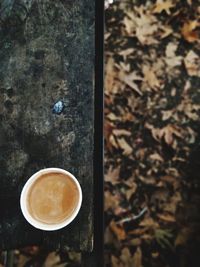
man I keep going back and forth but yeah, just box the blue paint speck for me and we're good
[52,100,64,114]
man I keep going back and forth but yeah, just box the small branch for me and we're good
[5,250,14,267]
[116,207,148,224]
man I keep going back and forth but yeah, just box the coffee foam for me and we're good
[27,172,79,225]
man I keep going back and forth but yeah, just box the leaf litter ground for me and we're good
[104,1,200,267]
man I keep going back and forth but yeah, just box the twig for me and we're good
[4,250,14,267]
[116,207,148,224]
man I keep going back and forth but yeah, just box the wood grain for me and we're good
[0,0,94,251]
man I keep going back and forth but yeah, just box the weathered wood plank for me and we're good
[0,0,94,251]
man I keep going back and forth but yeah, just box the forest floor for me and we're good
[104,0,200,267]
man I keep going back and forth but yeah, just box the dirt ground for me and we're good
[104,0,200,267]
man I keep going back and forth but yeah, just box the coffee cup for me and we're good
[20,168,82,231]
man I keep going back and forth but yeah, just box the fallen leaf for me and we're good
[113,129,132,137]
[105,166,120,184]
[175,227,192,247]
[110,221,126,240]
[139,217,160,229]
[162,110,174,121]
[125,184,137,200]
[142,65,160,91]
[157,213,176,223]
[107,112,121,121]
[129,238,142,246]
[118,48,135,60]
[160,175,180,190]
[138,175,157,185]
[104,191,121,212]
[121,71,143,95]
[145,123,183,145]
[111,255,123,267]
[120,248,134,267]
[181,20,199,43]
[44,252,61,267]
[163,192,182,214]
[133,247,142,267]
[165,42,183,68]
[153,0,175,15]
[118,137,133,156]
[109,134,119,150]
[149,153,164,162]
[184,50,200,76]
[105,57,116,93]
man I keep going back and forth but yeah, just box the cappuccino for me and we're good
[27,172,79,225]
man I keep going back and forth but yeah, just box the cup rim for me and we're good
[20,168,82,231]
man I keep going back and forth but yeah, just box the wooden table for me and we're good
[0,0,94,254]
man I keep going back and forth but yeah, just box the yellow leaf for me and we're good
[153,0,175,15]
[181,20,199,43]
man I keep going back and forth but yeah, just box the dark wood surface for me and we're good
[0,0,94,252]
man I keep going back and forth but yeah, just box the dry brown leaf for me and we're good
[44,252,61,267]
[184,50,200,76]
[110,221,126,240]
[159,25,173,39]
[149,153,164,162]
[153,0,175,15]
[135,7,158,45]
[160,175,180,190]
[130,238,142,246]
[118,48,135,60]
[104,121,116,152]
[133,247,142,267]
[105,166,120,184]
[162,110,174,121]
[111,255,124,267]
[104,191,121,212]
[138,175,157,185]
[109,134,119,150]
[145,123,183,145]
[175,227,192,247]
[123,15,135,35]
[142,65,160,91]
[165,42,183,68]
[113,129,132,137]
[105,57,116,93]
[181,20,199,43]
[118,137,133,156]
[107,112,120,121]
[128,227,149,236]
[124,6,159,45]
[163,192,182,214]
[187,0,192,4]
[121,71,143,95]
[125,184,137,201]
[139,217,160,229]
[157,213,176,223]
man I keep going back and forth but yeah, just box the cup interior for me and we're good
[20,168,82,231]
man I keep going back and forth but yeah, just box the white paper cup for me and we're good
[20,168,82,231]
